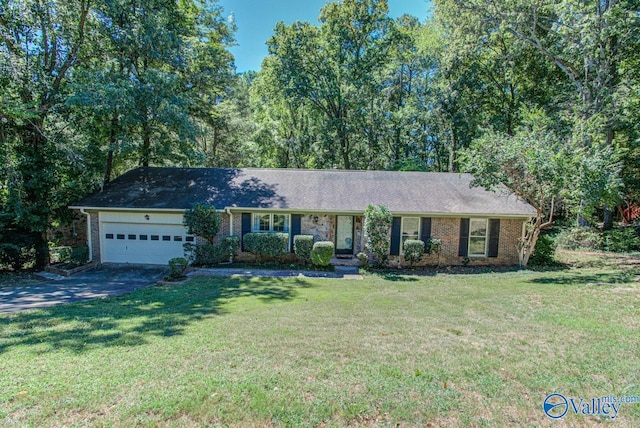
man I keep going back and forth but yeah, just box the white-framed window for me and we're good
[252,213,290,233]
[401,217,420,253]
[468,218,488,256]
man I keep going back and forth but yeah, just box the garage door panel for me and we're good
[102,222,191,264]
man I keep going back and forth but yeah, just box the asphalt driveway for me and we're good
[0,264,167,314]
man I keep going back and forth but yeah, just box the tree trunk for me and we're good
[103,114,118,185]
[21,119,52,269]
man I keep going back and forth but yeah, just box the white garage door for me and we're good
[101,222,193,264]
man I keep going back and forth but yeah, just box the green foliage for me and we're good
[356,252,369,266]
[603,228,640,253]
[184,243,227,267]
[183,204,221,244]
[427,238,442,254]
[528,235,557,267]
[293,235,314,262]
[555,227,603,251]
[69,246,90,267]
[311,241,334,267]
[0,225,36,271]
[363,204,393,265]
[403,239,425,265]
[167,257,189,281]
[222,236,240,261]
[243,233,289,260]
[51,246,73,264]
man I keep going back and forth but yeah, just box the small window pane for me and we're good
[151,235,159,241]
[185,236,195,242]
[106,233,114,239]
[174,236,182,242]
[273,214,287,232]
[128,234,136,240]
[162,235,171,241]
[402,218,420,239]
[470,219,487,237]
[469,237,487,256]
[139,235,148,240]
[117,234,125,240]
[258,214,271,231]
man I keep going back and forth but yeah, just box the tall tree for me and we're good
[0,0,92,268]
[263,0,393,169]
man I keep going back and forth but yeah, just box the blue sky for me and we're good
[217,0,431,72]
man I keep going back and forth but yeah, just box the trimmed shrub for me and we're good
[167,257,188,280]
[603,227,640,253]
[69,246,89,267]
[311,241,334,267]
[51,246,72,264]
[363,204,393,265]
[183,204,221,244]
[555,227,602,250]
[222,235,240,261]
[403,239,425,265]
[356,251,368,266]
[427,238,442,254]
[184,243,226,266]
[243,232,289,260]
[528,234,557,266]
[294,235,314,262]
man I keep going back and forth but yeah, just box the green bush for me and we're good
[356,251,368,266]
[243,232,289,260]
[0,226,36,270]
[311,241,334,267]
[69,246,89,267]
[403,239,425,265]
[528,234,557,266]
[222,235,240,261]
[603,227,640,253]
[167,257,188,280]
[184,243,226,266]
[427,238,442,254]
[51,246,72,264]
[294,235,314,261]
[555,227,602,250]
[363,204,392,265]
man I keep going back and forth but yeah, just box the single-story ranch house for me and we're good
[69,167,536,266]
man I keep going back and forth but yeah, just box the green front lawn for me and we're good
[1,261,639,426]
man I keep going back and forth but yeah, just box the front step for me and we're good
[330,256,360,267]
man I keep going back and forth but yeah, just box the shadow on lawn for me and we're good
[527,270,635,286]
[0,277,311,354]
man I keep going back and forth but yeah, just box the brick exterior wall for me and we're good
[388,217,524,267]
[218,211,525,267]
[89,210,101,263]
[48,211,88,247]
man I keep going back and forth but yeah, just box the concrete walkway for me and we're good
[0,264,166,314]
[188,265,363,280]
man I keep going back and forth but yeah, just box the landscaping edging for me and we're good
[45,262,97,276]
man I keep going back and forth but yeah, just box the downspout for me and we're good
[225,207,233,236]
[80,208,93,262]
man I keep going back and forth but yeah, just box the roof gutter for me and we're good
[79,208,93,262]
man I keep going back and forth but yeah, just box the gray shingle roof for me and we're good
[70,167,536,217]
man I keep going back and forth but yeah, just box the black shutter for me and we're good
[390,217,402,256]
[421,217,432,253]
[458,218,470,257]
[290,214,301,253]
[488,219,500,258]
[241,213,251,251]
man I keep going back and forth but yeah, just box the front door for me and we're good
[335,215,354,255]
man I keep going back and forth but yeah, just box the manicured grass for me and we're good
[1,260,639,426]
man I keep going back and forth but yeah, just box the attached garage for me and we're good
[99,211,193,264]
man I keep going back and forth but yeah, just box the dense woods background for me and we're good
[1,0,639,267]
